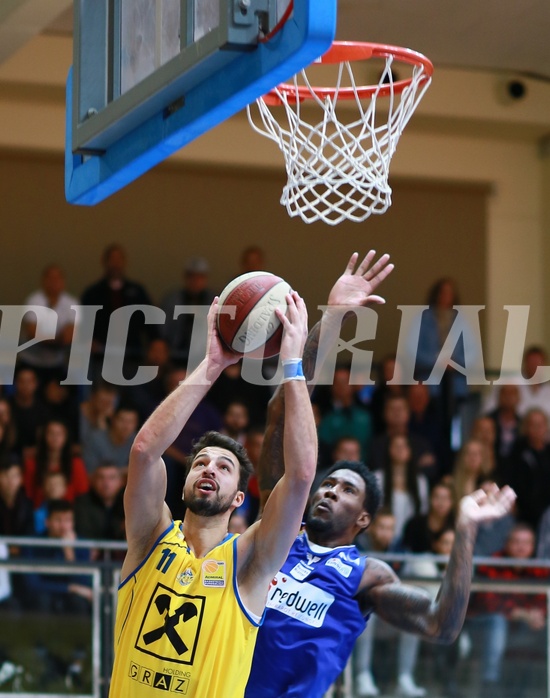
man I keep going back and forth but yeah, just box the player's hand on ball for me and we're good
[206,297,242,370]
[276,292,308,362]
[328,251,394,308]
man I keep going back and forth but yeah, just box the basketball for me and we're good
[217,272,292,358]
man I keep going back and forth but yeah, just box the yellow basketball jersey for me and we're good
[109,522,261,698]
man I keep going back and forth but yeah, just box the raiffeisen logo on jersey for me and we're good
[267,572,335,627]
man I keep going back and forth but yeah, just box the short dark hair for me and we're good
[324,460,382,518]
[507,522,535,540]
[426,277,460,306]
[0,456,22,474]
[523,345,547,361]
[91,379,119,395]
[187,431,254,492]
[373,505,394,519]
[46,499,73,518]
[102,242,125,261]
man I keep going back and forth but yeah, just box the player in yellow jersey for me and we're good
[109,291,317,698]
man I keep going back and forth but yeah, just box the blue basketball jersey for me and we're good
[245,531,368,698]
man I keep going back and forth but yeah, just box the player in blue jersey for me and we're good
[245,252,516,698]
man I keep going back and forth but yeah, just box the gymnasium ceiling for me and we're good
[1,0,549,82]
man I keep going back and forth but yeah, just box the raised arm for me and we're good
[358,485,517,643]
[258,251,394,506]
[237,293,317,611]
[123,299,239,564]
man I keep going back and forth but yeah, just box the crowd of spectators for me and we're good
[0,244,549,696]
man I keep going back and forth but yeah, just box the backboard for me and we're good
[65,0,337,205]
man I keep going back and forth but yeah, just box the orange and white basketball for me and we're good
[217,272,291,358]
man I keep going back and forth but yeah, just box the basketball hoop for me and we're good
[247,42,433,225]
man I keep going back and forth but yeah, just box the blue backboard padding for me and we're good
[65,0,337,206]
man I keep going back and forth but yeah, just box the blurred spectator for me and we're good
[0,458,35,540]
[415,529,460,698]
[469,416,498,479]
[354,512,445,697]
[473,480,516,557]
[162,367,222,519]
[484,385,521,466]
[81,406,138,474]
[370,395,437,484]
[79,381,119,444]
[536,504,550,558]
[468,523,549,697]
[483,346,550,417]
[207,361,272,428]
[315,435,363,485]
[224,426,265,534]
[228,509,249,534]
[24,500,92,615]
[318,365,372,463]
[163,368,223,459]
[9,367,51,457]
[413,277,470,406]
[397,528,457,698]
[0,458,34,608]
[239,245,266,274]
[23,420,88,507]
[332,436,362,463]
[505,408,550,529]
[33,471,69,535]
[515,346,550,415]
[368,355,405,436]
[238,426,264,526]
[402,480,455,554]
[122,338,172,424]
[161,257,215,366]
[374,434,429,544]
[407,383,450,474]
[19,264,79,385]
[220,401,249,445]
[80,243,157,379]
[450,439,492,510]
[74,463,125,544]
[354,509,399,697]
[0,399,17,457]
[42,380,80,443]
[355,506,399,555]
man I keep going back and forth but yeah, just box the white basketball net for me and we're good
[247,50,432,225]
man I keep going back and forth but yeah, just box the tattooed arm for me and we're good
[258,251,394,507]
[356,485,517,643]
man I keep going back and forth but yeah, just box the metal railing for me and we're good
[1,538,549,698]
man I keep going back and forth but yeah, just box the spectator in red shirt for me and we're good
[467,522,549,697]
[23,420,89,508]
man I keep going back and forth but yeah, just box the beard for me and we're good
[184,488,237,517]
[305,502,349,537]
[305,511,334,534]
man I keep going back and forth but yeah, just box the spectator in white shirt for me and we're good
[20,264,79,384]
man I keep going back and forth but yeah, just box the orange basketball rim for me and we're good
[248,41,434,226]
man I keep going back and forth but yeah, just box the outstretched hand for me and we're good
[327,251,394,308]
[459,484,516,525]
